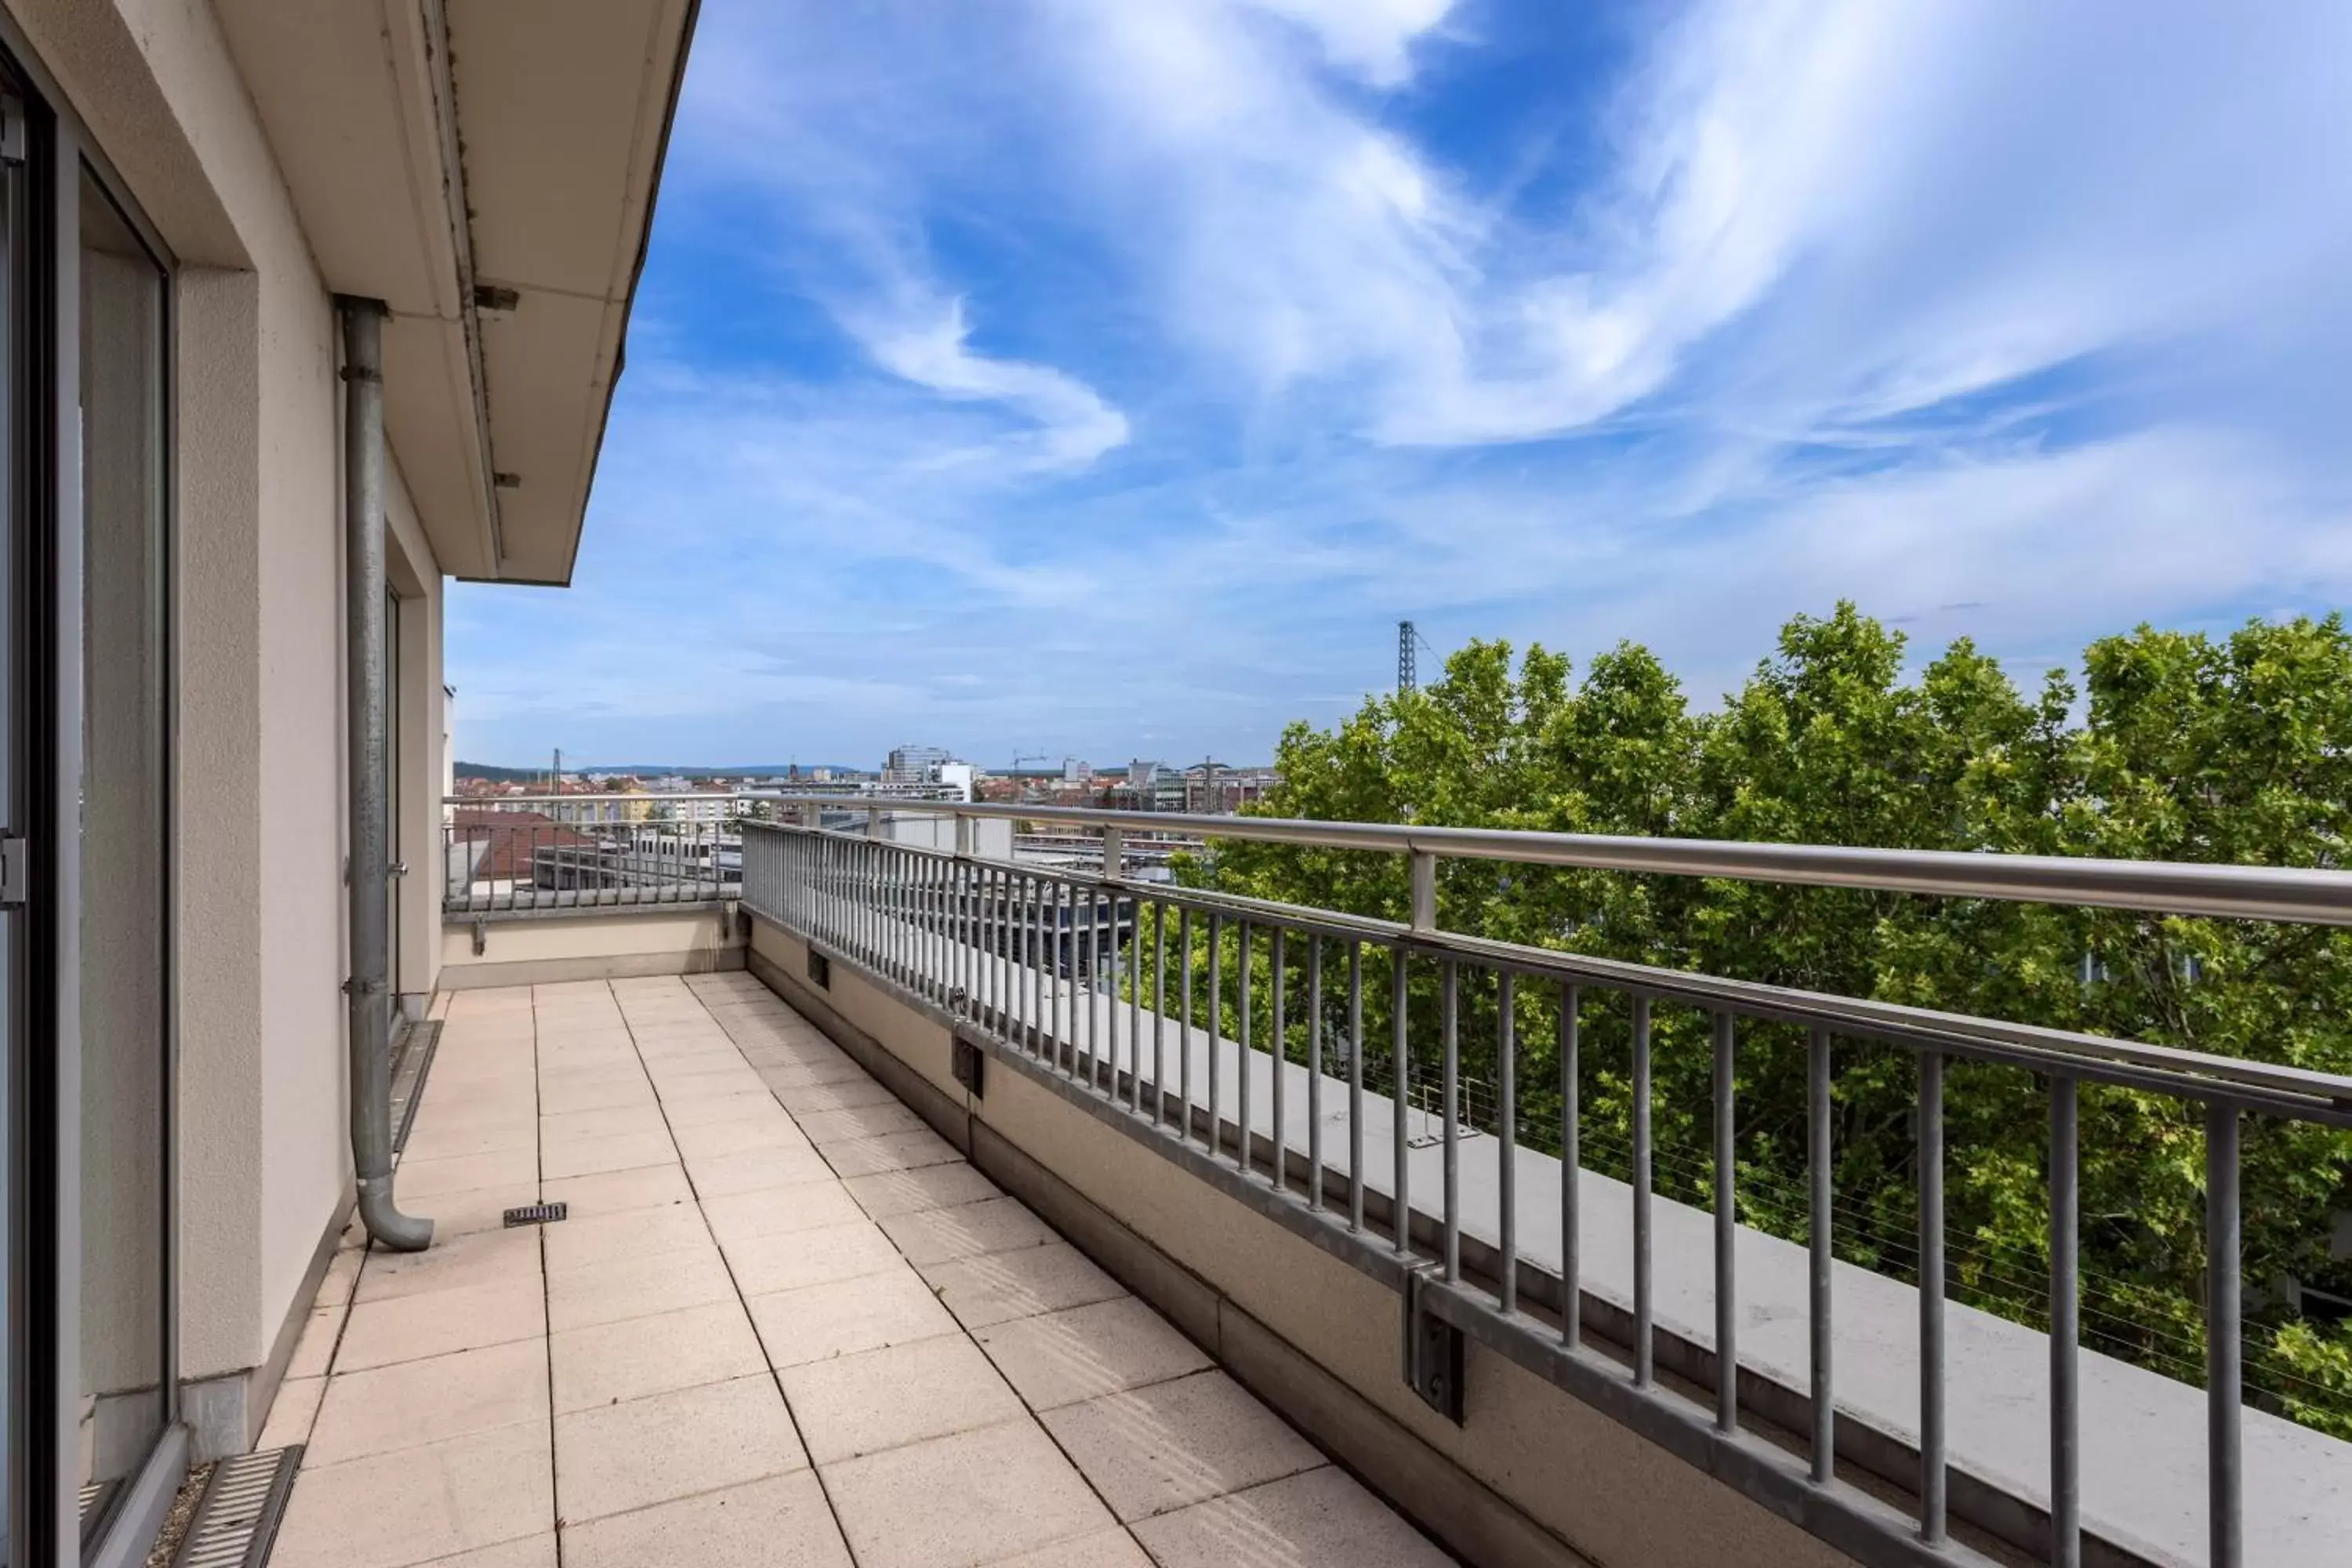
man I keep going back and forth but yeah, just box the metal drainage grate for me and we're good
[503,1201,568,1228]
[175,1445,301,1568]
[388,1019,443,1155]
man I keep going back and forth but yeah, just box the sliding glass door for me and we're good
[0,34,178,1568]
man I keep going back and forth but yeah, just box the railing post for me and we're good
[1101,824,1125,879]
[1409,848,1437,932]
[954,813,973,858]
[866,806,885,840]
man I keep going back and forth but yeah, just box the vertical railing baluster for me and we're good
[1237,922,1254,1174]
[1392,948,1410,1259]
[1713,1010,1737,1433]
[2051,1074,2081,1568]
[1562,983,1581,1349]
[1498,969,1517,1314]
[1307,936,1324,1211]
[1442,958,1461,1284]
[2208,1100,2242,1568]
[1178,906,1194,1137]
[1633,994,1654,1387]
[1207,913,1225,1155]
[1129,891,1143,1112]
[1809,1025,1834,1483]
[1152,902,1167,1126]
[1348,941,1365,1233]
[1272,928,1288,1192]
[1919,1051,1947,1546]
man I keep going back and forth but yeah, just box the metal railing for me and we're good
[739,799,2352,1568]
[442,793,739,915]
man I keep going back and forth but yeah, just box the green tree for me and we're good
[1185,604,2352,1435]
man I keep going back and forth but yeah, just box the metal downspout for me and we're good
[339,296,432,1251]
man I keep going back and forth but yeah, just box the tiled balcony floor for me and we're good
[260,973,1452,1568]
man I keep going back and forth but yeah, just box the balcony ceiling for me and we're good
[215,0,695,584]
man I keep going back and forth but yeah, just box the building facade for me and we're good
[0,3,693,1563]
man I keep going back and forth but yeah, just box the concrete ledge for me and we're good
[438,945,745,990]
[439,906,744,990]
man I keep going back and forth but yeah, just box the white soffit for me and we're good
[216,0,695,584]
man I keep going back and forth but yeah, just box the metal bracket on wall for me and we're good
[470,920,488,956]
[953,1035,985,1098]
[1402,1269,1466,1424]
[807,948,832,989]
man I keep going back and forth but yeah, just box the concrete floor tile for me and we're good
[555,1374,808,1523]
[1037,1370,1323,1522]
[781,1330,1023,1464]
[823,1419,1116,1568]
[401,1116,539,1163]
[272,1419,552,1568]
[550,1298,768,1414]
[540,1201,713,1272]
[397,1148,541,1201]
[337,1272,547,1372]
[746,1263,958,1369]
[419,1185,549,1239]
[539,1130,679,1181]
[686,1142,834,1199]
[671,1113,810,1160]
[790,1102,927,1148]
[919,1243,1126,1330]
[560,1472,851,1568]
[823,1127,964,1178]
[879,1196,1058,1266]
[258,1375,325,1450]
[980,1527,1154,1567]
[354,1226,540,1305]
[542,1162,695,1215]
[537,1077,658,1116]
[409,1536,555,1568]
[539,1104,669,1145]
[721,1219,903,1297]
[314,1245,365,1311]
[700,1182,866,1248]
[757,1057,871,1091]
[843,1163,1004,1219]
[307,1341,550,1466]
[1128,1466,1450,1568]
[973,1298,1212,1411]
[773,1077,901,1116]
[547,1241,736,1332]
[655,1068,772,1102]
[662,1090,789,1128]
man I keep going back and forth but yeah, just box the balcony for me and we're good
[266,800,2352,1568]
[265,972,1443,1567]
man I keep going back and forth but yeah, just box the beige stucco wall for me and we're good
[748,917,1851,1568]
[10,0,452,1426]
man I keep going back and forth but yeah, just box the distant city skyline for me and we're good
[450,1,2352,766]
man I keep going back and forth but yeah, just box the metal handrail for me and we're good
[735,808,2352,1568]
[766,793,2352,927]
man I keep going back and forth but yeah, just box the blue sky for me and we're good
[449,0,2352,771]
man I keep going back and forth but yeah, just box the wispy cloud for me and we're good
[452,0,2352,768]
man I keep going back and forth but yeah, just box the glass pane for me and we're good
[75,166,167,1548]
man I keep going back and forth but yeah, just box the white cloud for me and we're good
[851,294,1129,469]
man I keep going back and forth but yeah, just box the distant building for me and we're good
[884,745,954,784]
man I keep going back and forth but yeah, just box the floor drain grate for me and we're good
[503,1201,568,1228]
[174,1444,301,1568]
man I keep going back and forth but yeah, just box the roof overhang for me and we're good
[216,0,696,585]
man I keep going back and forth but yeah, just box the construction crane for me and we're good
[1397,620,1435,694]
